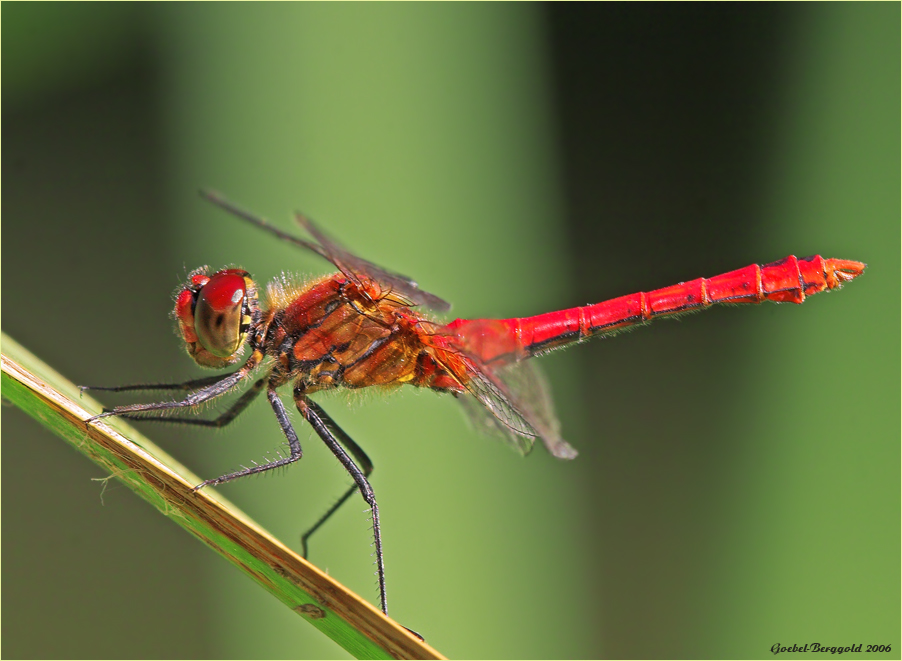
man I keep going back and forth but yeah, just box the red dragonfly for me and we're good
[85,191,865,618]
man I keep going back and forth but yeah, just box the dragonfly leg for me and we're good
[298,399,373,559]
[295,391,388,616]
[86,351,262,423]
[79,373,237,394]
[195,385,302,489]
[117,379,265,428]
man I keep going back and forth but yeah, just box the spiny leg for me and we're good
[195,385,303,489]
[118,379,265,428]
[79,373,237,394]
[295,390,388,616]
[299,399,373,559]
[86,351,261,423]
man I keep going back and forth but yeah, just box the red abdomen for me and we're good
[443,255,866,364]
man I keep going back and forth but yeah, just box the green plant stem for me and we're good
[1,332,445,661]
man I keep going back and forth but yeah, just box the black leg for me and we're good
[296,392,388,616]
[299,399,373,559]
[194,386,303,489]
[118,379,265,428]
[79,373,237,394]
[86,351,262,423]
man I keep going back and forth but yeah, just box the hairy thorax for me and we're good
[260,273,462,395]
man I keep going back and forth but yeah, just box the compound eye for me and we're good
[194,273,247,358]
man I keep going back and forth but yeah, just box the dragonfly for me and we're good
[84,191,866,618]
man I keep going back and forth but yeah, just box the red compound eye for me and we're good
[199,273,245,311]
[194,273,247,358]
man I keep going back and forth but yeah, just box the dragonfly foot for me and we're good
[85,409,115,424]
[403,626,424,641]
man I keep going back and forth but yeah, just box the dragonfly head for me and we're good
[174,267,259,368]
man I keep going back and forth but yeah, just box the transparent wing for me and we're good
[458,356,539,455]
[438,342,578,460]
[200,189,451,312]
[294,212,451,312]
[456,386,536,456]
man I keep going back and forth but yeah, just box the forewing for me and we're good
[199,190,450,312]
[294,213,452,312]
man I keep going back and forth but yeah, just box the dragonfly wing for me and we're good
[456,386,536,456]
[199,191,451,312]
[457,356,538,455]
[455,353,578,460]
[436,318,577,459]
[494,360,578,460]
[294,213,452,312]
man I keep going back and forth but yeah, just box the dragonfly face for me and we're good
[174,267,261,368]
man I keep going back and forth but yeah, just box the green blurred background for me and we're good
[2,4,898,659]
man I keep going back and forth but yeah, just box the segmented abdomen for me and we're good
[443,255,865,364]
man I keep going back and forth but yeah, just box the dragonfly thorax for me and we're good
[174,267,260,368]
